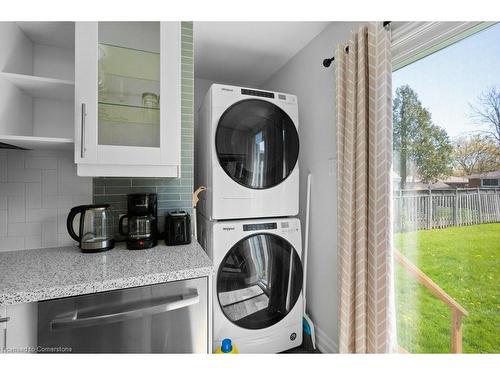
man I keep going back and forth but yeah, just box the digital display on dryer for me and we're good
[243,223,277,231]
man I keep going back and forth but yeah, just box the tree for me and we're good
[453,135,500,176]
[469,86,500,145]
[393,85,453,188]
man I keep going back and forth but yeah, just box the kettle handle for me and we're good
[66,206,86,242]
[119,214,129,236]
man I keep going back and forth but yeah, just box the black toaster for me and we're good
[165,211,191,246]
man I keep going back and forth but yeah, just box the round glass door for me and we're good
[215,99,299,189]
[217,233,303,330]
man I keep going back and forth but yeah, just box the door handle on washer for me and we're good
[50,290,199,331]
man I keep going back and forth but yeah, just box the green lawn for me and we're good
[395,223,500,353]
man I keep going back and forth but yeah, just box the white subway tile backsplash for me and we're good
[57,233,74,247]
[8,222,42,236]
[42,169,58,195]
[0,151,7,182]
[72,195,93,206]
[0,210,7,236]
[41,221,58,248]
[0,236,25,251]
[0,183,25,196]
[25,235,42,250]
[8,168,42,183]
[26,183,42,208]
[42,194,73,209]
[56,209,68,233]
[8,196,25,223]
[25,156,59,170]
[26,208,58,222]
[1,150,92,251]
[7,150,24,170]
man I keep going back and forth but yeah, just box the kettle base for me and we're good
[80,239,115,253]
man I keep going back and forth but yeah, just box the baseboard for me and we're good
[315,324,338,353]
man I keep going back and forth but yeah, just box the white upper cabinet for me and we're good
[74,22,181,177]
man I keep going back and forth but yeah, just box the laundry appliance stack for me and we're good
[196,84,303,353]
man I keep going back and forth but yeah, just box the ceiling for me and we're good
[194,22,331,87]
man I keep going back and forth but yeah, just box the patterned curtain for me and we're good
[336,23,397,353]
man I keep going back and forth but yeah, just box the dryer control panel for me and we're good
[243,222,277,231]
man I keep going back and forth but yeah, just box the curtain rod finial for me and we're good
[323,57,334,68]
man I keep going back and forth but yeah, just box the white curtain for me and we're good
[336,22,397,353]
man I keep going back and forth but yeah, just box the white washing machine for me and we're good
[195,84,300,220]
[198,215,303,353]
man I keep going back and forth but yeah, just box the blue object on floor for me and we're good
[303,318,312,335]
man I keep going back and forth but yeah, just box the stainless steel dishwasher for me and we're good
[38,277,208,353]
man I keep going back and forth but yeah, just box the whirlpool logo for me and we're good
[222,227,235,231]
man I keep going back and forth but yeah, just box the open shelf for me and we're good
[15,22,74,49]
[0,135,73,150]
[0,72,74,101]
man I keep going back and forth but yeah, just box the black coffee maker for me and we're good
[119,193,158,250]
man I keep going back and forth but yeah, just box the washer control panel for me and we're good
[240,221,299,234]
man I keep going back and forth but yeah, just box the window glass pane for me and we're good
[393,24,500,353]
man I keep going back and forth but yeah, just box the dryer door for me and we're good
[215,99,299,189]
[217,233,303,330]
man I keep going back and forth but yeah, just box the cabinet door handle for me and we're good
[0,317,9,323]
[80,103,86,158]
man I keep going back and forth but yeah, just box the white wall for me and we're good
[262,21,364,353]
[0,149,92,251]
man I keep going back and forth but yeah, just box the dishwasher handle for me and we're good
[50,289,199,331]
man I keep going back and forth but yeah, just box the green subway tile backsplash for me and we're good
[93,22,194,236]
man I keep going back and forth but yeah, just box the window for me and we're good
[392,22,500,353]
[482,178,499,187]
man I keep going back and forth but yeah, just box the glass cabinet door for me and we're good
[75,22,180,176]
[97,22,160,148]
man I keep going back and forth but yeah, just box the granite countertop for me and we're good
[0,242,212,306]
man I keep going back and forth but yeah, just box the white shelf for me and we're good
[0,135,73,150]
[0,72,74,101]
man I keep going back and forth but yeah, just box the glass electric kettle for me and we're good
[66,204,115,253]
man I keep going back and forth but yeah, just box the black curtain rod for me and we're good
[322,21,391,68]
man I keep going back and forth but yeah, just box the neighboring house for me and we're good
[467,170,500,188]
[440,176,469,189]
[392,171,467,190]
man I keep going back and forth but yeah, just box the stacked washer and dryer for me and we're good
[196,84,303,353]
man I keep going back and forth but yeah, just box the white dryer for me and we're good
[198,215,303,353]
[195,84,300,220]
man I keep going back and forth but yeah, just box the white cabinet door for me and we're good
[4,303,37,353]
[0,306,6,352]
[74,22,180,177]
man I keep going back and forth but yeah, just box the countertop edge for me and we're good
[0,265,213,307]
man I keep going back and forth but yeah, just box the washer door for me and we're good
[215,99,299,189]
[217,233,303,330]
